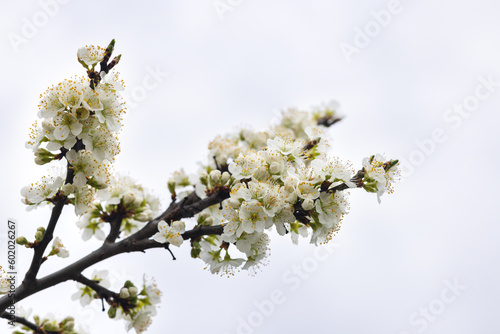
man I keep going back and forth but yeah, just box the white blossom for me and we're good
[152,220,185,247]
[0,267,11,294]
[77,45,106,67]
[50,237,69,258]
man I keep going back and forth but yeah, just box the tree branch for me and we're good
[130,188,229,242]
[0,220,223,312]
[317,114,343,127]
[73,274,119,306]
[104,211,125,244]
[1,312,58,334]
[22,159,77,285]
[22,199,66,285]
[182,225,224,240]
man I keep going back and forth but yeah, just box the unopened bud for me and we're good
[16,236,28,246]
[108,306,117,319]
[167,179,176,194]
[34,156,45,165]
[221,172,230,184]
[35,231,44,242]
[105,39,115,56]
[119,287,130,299]
[128,286,138,297]
[135,211,152,222]
[122,192,143,209]
[210,170,221,184]
[62,320,75,331]
[34,148,55,165]
[43,322,59,331]
[199,172,208,185]
[61,184,75,196]
[87,177,108,190]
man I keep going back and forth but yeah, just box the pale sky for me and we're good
[1,0,499,333]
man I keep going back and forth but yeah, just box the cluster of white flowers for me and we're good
[361,154,400,203]
[13,314,81,334]
[155,101,399,276]
[71,270,110,306]
[110,276,162,334]
[0,266,11,295]
[70,270,161,333]
[14,41,400,334]
[22,44,125,215]
[9,306,90,334]
[77,175,160,241]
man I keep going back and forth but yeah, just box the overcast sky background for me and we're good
[1,0,499,333]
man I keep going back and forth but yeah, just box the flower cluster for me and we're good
[77,175,160,241]
[13,41,400,334]
[108,276,162,334]
[13,314,84,334]
[0,266,11,295]
[154,101,399,276]
[71,270,110,306]
[22,42,125,215]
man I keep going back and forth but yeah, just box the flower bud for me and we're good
[123,192,142,208]
[34,156,45,165]
[210,170,221,184]
[87,177,108,190]
[35,231,44,242]
[62,320,75,331]
[128,286,138,297]
[124,280,134,288]
[133,195,143,208]
[123,192,134,205]
[191,246,201,259]
[43,322,59,331]
[221,172,230,185]
[16,236,28,246]
[34,148,55,165]
[135,211,152,222]
[191,240,201,259]
[199,172,208,185]
[61,184,75,196]
[301,198,314,211]
[108,306,117,319]
[119,287,130,299]
[167,179,176,194]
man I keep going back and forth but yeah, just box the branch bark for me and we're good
[0,189,228,315]
[0,312,59,334]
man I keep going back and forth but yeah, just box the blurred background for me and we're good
[1,0,499,333]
